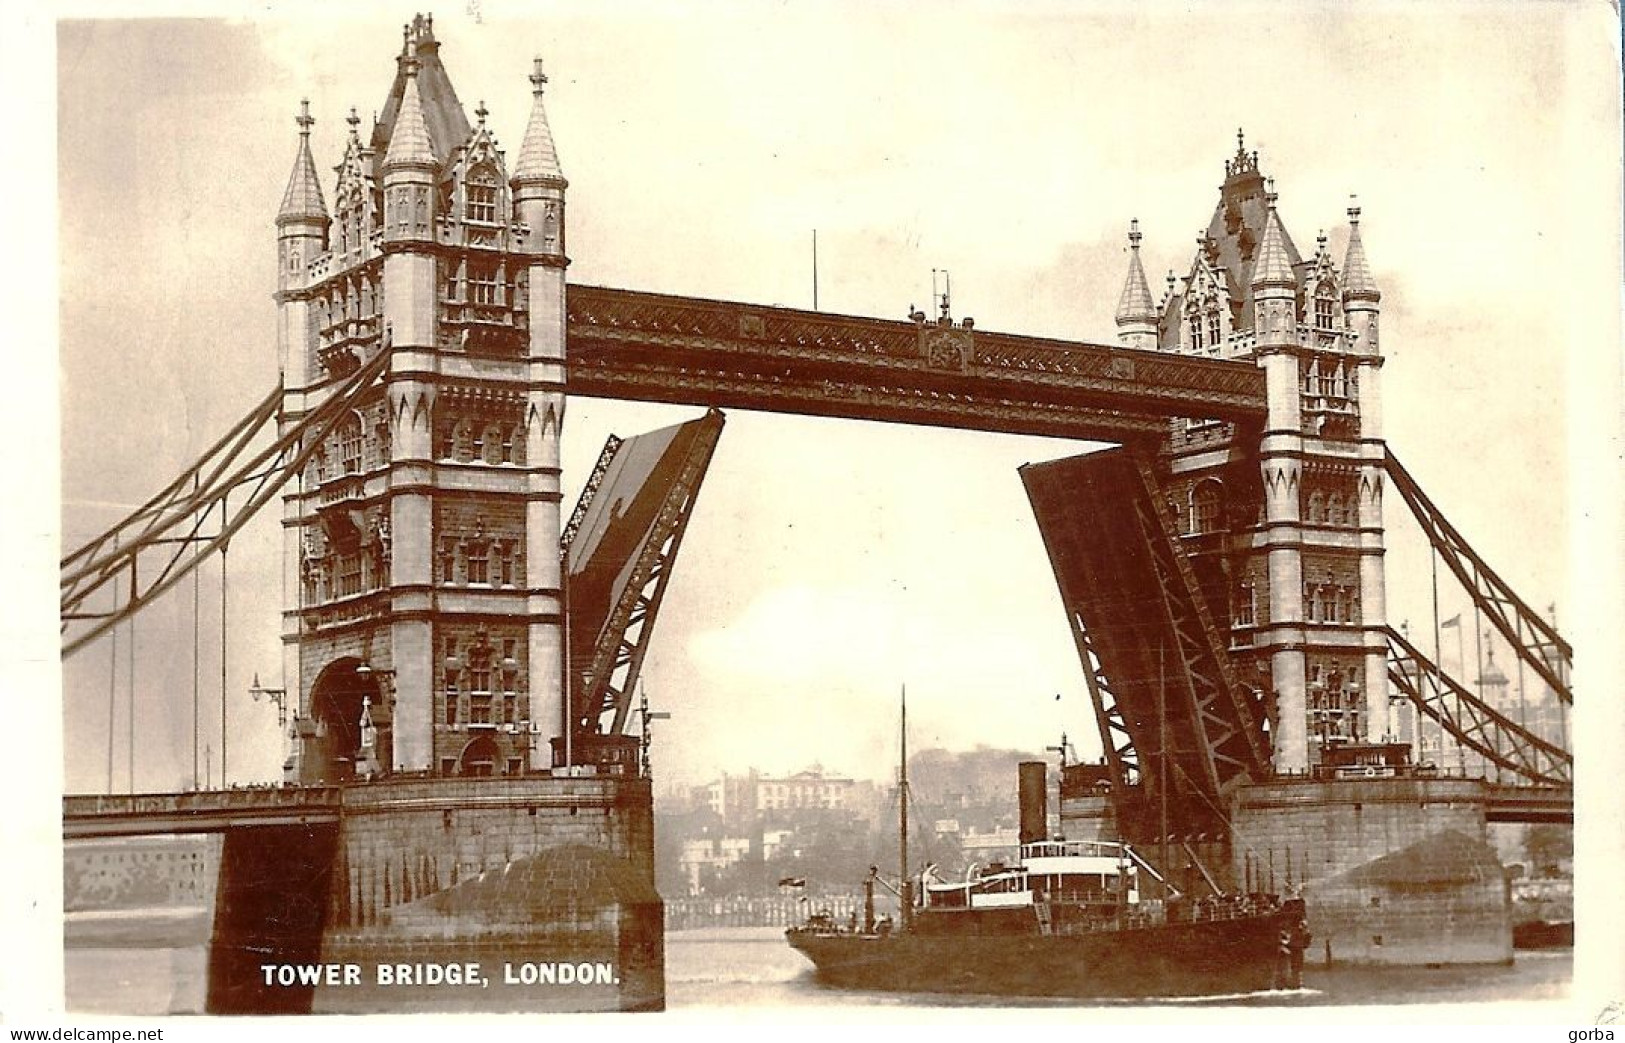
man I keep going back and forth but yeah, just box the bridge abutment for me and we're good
[1230,777,1510,967]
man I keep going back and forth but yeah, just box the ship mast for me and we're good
[898,685,911,930]
[1159,642,1171,900]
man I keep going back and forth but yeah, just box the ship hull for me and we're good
[787,910,1297,999]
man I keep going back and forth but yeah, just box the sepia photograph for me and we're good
[10,0,1624,1029]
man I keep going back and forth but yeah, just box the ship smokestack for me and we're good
[1018,761,1048,846]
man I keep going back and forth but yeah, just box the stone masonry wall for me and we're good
[1231,777,1510,965]
[328,774,655,931]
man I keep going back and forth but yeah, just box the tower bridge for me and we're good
[60,14,1572,1012]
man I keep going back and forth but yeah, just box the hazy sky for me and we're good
[43,2,1621,800]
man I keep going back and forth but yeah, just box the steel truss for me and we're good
[61,348,391,657]
[1125,453,1272,802]
[1070,614,1140,795]
[571,411,726,736]
[1386,451,1571,704]
[1385,626,1571,786]
[1022,448,1270,834]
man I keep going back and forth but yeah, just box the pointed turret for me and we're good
[1251,182,1296,292]
[1342,199,1380,303]
[512,58,566,188]
[381,58,437,250]
[278,100,329,227]
[1342,198,1381,358]
[275,101,328,387]
[383,59,438,173]
[512,58,568,260]
[1115,220,1158,350]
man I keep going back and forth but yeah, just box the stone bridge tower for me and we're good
[1115,133,1388,774]
[274,16,568,783]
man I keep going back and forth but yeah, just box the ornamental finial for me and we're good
[530,57,548,96]
[296,99,314,136]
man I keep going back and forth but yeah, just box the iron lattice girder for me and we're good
[1385,626,1571,786]
[1069,613,1141,795]
[1021,448,1271,828]
[1385,450,1572,704]
[565,285,1267,441]
[60,348,393,658]
[564,410,726,736]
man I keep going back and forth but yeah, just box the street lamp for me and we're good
[248,672,288,727]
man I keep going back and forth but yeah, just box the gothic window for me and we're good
[443,261,461,302]
[466,181,498,224]
[543,205,559,250]
[1307,490,1325,525]
[337,553,362,598]
[497,543,515,587]
[1315,294,1336,330]
[469,695,493,725]
[444,689,459,727]
[439,540,458,584]
[1233,581,1256,628]
[1330,587,1347,623]
[453,419,474,462]
[360,278,374,317]
[1332,362,1348,398]
[395,187,411,233]
[444,635,458,660]
[470,264,500,306]
[1307,584,1324,622]
[1190,481,1221,534]
[1326,493,1344,527]
[1188,315,1204,352]
[1206,310,1222,349]
[466,543,489,585]
[339,414,363,474]
[480,424,503,465]
[1304,358,1321,395]
[469,667,491,693]
[500,427,515,464]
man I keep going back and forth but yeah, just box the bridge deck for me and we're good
[63,788,342,839]
[566,285,1267,442]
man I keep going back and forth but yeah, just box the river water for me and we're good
[65,921,1571,1015]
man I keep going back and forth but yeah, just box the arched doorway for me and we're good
[458,734,501,777]
[302,657,381,783]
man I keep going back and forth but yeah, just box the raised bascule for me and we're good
[60,15,1572,1012]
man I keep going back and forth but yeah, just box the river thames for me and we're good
[66,920,1572,1016]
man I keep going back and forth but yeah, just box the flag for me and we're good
[1441,614,1461,628]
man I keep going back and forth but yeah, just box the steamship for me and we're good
[786,701,1309,999]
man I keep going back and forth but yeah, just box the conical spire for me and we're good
[383,58,437,172]
[1115,219,1158,326]
[1251,180,1296,290]
[278,100,328,225]
[512,58,565,186]
[1342,197,1381,302]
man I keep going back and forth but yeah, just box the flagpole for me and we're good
[1430,547,1443,767]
